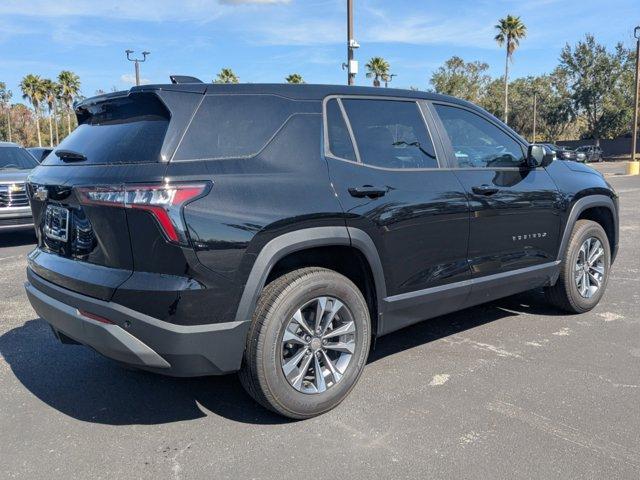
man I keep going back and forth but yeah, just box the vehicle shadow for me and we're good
[0,229,36,248]
[0,289,562,426]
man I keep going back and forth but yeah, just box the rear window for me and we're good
[0,147,38,170]
[174,94,300,160]
[42,93,169,165]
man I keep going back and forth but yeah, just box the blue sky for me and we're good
[0,0,638,100]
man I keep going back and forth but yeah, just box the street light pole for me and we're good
[632,27,640,163]
[346,0,359,86]
[125,50,150,86]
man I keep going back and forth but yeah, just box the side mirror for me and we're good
[527,144,554,168]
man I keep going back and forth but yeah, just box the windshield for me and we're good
[0,147,39,170]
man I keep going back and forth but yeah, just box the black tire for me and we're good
[239,267,371,419]
[545,220,610,313]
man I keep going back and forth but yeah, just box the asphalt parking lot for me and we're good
[1,164,639,479]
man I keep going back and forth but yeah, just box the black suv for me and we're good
[24,83,618,419]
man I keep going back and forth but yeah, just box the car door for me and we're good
[323,96,471,334]
[429,102,563,305]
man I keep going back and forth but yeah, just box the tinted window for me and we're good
[434,104,525,168]
[325,99,355,161]
[43,93,169,166]
[175,94,299,160]
[0,147,38,170]
[342,99,437,169]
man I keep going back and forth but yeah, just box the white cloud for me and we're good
[120,73,150,85]
[0,0,287,22]
[219,0,291,3]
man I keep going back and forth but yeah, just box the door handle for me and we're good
[348,185,387,198]
[471,184,500,196]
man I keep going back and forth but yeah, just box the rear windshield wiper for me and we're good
[55,149,87,162]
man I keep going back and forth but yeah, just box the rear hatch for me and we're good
[27,87,204,300]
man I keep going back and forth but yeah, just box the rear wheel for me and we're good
[545,220,610,313]
[239,267,371,419]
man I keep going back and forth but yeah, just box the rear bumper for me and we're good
[25,269,250,376]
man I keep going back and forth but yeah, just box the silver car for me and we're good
[0,142,38,231]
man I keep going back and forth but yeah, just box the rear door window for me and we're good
[341,99,438,169]
[174,94,301,160]
[43,93,170,165]
[325,98,356,161]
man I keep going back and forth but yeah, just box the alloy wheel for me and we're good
[574,237,605,299]
[280,296,356,394]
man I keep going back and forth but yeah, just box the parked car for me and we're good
[575,145,603,162]
[542,143,584,162]
[0,142,37,231]
[27,147,54,163]
[24,84,619,419]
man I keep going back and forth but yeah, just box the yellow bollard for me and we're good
[627,161,640,175]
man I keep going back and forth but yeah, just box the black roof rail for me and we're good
[170,75,204,84]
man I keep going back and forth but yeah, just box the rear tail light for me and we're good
[77,182,210,245]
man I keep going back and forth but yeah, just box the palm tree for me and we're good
[58,70,81,135]
[494,15,527,124]
[365,57,390,87]
[0,82,12,142]
[214,68,239,84]
[20,74,45,147]
[41,79,60,147]
[285,73,304,84]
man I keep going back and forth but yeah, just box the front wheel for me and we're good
[545,220,611,313]
[239,267,371,419]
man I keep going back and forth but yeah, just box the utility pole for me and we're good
[532,91,537,143]
[345,0,359,85]
[125,50,150,86]
[632,27,640,163]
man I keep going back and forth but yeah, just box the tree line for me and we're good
[1,14,637,147]
[373,15,635,145]
[0,71,81,148]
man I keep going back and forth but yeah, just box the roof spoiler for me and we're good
[170,75,204,84]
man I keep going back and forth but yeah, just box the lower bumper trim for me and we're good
[25,269,251,376]
[26,282,171,369]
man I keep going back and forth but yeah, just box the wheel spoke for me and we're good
[292,308,314,336]
[588,247,604,264]
[282,346,309,377]
[580,272,589,296]
[325,340,355,354]
[313,354,327,393]
[289,350,313,390]
[321,350,342,384]
[321,299,344,336]
[283,329,307,345]
[578,243,587,263]
[322,320,355,340]
[591,265,605,275]
[314,297,328,333]
[588,271,601,288]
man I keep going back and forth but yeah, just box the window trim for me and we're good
[429,101,531,171]
[322,94,441,171]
